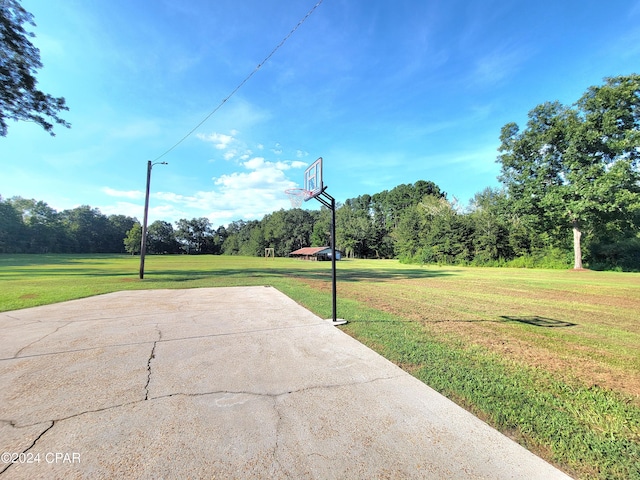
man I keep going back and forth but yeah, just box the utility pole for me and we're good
[139,160,167,279]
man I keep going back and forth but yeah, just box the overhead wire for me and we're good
[152,0,325,162]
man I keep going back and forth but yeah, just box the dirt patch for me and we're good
[396,362,422,375]
[18,294,38,300]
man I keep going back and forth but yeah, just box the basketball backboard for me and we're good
[303,157,323,201]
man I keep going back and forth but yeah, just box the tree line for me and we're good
[1,75,638,270]
[2,173,636,270]
[0,198,136,254]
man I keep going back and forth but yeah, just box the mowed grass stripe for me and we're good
[339,273,640,403]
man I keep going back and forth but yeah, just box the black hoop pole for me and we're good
[329,193,337,323]
[313,187,338,324]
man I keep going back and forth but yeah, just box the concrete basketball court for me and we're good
[0,286,572,479]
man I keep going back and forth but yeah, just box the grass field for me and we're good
[1,254,639,479]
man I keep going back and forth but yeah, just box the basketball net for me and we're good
[284,188,310,208]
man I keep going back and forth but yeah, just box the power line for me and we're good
[153,0,324,162]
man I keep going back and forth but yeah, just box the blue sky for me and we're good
[1,0,639,226]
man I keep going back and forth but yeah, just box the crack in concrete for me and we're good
[3,374,404,435]
[0,421,54,476]
[144,325,161,401]
[0,322,325,362]
[276,373,406,398]
[148,374,405,402]
[7,399,144,429]
[13,322,72,358]
[144,342,157,401]
[0,373,405,476]
[271,396,286,475]
[0,339,154,362]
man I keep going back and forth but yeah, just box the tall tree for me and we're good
[106,214,137,253]
[59,205,111,253]
[147,220,178,254]
[262,210,287,255]
[283,209,317,253]
[336,201,373,258]
[392,204,423,261]
[378,181,444,229]
[468,188,513,262]
[221,220,246,255]
[124,223,142,255]
[8,196,62,252]
[0,195,24,252]
[497,75,640,269]
[0,0,69,136]
[211,225,227,254]
[175,217,212,254]
[240,222,265,256]
[310,208,331,248]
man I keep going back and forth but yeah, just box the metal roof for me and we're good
[289,247,331,256]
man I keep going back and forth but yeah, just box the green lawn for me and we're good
[1,254,639,479]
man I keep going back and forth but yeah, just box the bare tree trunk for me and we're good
[572,220,583,269]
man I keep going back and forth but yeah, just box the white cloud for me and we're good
[470,44,531,87]
[98,201,142,219]
[102,187,143,199]
[99,201,178,225]
[242,157,266,170]
[196,131,236,150]
[271,142,283,155]
[147,157,312,225]
[241,156,307,172]
[155,192,194,204]
[197,130,258,162]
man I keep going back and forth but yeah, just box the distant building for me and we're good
[289,246,342,261]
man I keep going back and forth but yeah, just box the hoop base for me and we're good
[326,318,348,326]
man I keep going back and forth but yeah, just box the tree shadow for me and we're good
[499,316,577,327]
[350,318,512,326]
[337,267,454,282]
[143,265,454,282]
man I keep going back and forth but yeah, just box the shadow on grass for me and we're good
[2,267,135,278]
[346,317,499,325]
[500,315,577,327]
[0,254,129,267]
[338,267,454,282]
[0,255,456,284]
[140,266,454,283]
[342,316,578,328]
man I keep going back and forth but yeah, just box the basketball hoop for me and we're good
[284,188,310,208]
